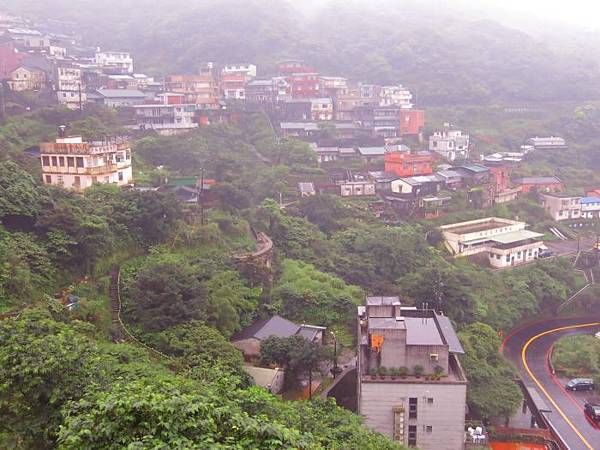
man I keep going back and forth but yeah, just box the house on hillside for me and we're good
[7,65,46,91]
[243,366,285,394]
[390,175,443,197]
[231,315,325,360]
[526,136,567,150]
[429,128,469,161]
[513,176,564,194]
[540,193,582,221]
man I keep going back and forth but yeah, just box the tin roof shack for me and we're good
[440,217,546,268]
[452,164,490,187]
[357,297,467,450]
[436,169,463,190]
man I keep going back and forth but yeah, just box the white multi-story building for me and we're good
[133,102,198,136]
[221,63,257,78]
[40,132,132,190]
[379,85,413,108]
[429,129,470,161]
[540,193,582,221]
[358,297,467,450]
[440,217,546,268]
[55,65,85,109]
[580,197,600,219]
[94,50,134,73]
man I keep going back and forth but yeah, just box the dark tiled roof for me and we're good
[232,315,300,341]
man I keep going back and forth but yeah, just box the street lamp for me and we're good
[330,330,341,378]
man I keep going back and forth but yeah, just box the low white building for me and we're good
[95,50,134,73]
[40,132,133,190]
[527,136,567,150]
[339,180,376,197]
[440,217,546,268]
[222,63,257,78]
[378,85,413,108]
[56,65,85,109]
[429,129,469,161]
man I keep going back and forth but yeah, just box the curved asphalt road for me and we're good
[503,317,600,450]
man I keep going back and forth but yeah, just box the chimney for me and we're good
[58,125,66,138]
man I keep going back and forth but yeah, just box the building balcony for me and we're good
[42,164,121,175]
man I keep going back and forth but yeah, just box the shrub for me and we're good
[413,365,424,377]
[378,366,388,377]
[398,366,409,377]
[434,365,445,376]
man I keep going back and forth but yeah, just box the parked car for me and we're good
[538,250,554,258]
[565,378,595,391]
[584,402,600,423]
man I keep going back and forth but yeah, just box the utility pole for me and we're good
[197,168,205,226]
[0,82,6,123]
[78,82,83,114]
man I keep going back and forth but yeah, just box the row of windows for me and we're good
[42,155,84,168]
[45,172,124,186]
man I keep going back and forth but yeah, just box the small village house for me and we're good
[540,193,582,221]
[514,176,564,194]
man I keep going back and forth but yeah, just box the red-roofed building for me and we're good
[0,40,25,79]
[384,151,434,177]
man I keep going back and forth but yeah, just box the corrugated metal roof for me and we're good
[231,315,300,341]
[581,197,600,204]
[434,313,465,354]
[96,89,146,98]
[490,229,544,244]
[405,317,444,346]
[358,147,385,156]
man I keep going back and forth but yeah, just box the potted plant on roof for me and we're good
[369,367,377,380]
[413,365,424,378]
[398,366,408,379]
[390,367,400,380]
[378,366,388,380]
[434,365,445,380]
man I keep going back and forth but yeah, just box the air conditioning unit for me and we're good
[430,353,439,361]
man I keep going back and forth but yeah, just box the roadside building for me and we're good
[94,50,134,73]
[220,73,246,101]
[384,150,434,177]
[6,65,46,91]
[514,176,564,194]
[580,197,600,219]
[526,136,567,150]
[243,366,285,394]
[540,193,582,221]
[39,131,132,190]
[357,296,467,450]
[429,128,469,161]
[231,315,325,360]
[440,217,545,268]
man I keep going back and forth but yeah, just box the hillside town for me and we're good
[1,5,600,450]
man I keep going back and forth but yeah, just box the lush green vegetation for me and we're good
[6,0,600,105]
[552,334,600,384]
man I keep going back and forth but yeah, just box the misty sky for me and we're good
[461,0,600,29]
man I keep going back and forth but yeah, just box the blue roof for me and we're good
[581,197,600,204]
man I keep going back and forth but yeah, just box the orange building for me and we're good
[384,150,434,177]
[164,74,219,108]
[399,109,425,136]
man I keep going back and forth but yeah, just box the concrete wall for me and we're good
[360,380,467,450]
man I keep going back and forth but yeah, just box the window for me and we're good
[408,425,417,447]
[426,398,434,404]
[506,255,510,262]
[118,171,123,181]
[408,398,417,419]
[67,157,74,167]
[73,176,80,187]
[56,175,63,185]
[58,156,65,166]
[45,175,51,183]
[42,156,50,166]
[51,156,58,166]
[76,157,84,168]
[425,426,433,433]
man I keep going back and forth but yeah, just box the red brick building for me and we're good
[0,40,25,79]
[287,72,320,99]
[399,109,425,136]
[384,151,434,177]
[514,176,564,193]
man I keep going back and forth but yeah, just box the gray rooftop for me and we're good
[369,317,406,330]
[404,317,444,346]
[434,313,465,354]
[95,89,146,98]
[516,176,562,184]
[367,296,401,306]
[232,315,300,341]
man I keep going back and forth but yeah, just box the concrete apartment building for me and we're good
[133,103,198,135]
[94,50,134,73]
[221,63,257,78]
[378,85,413,108]
[540,193,582,221]
[429,129,470,161]
[55,64,85,109]
[40,130,132,190]
[527,136,567,150]
[357,296,467,450]
[440,217,546,268]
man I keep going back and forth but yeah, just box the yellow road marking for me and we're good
[521,322,600,450]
